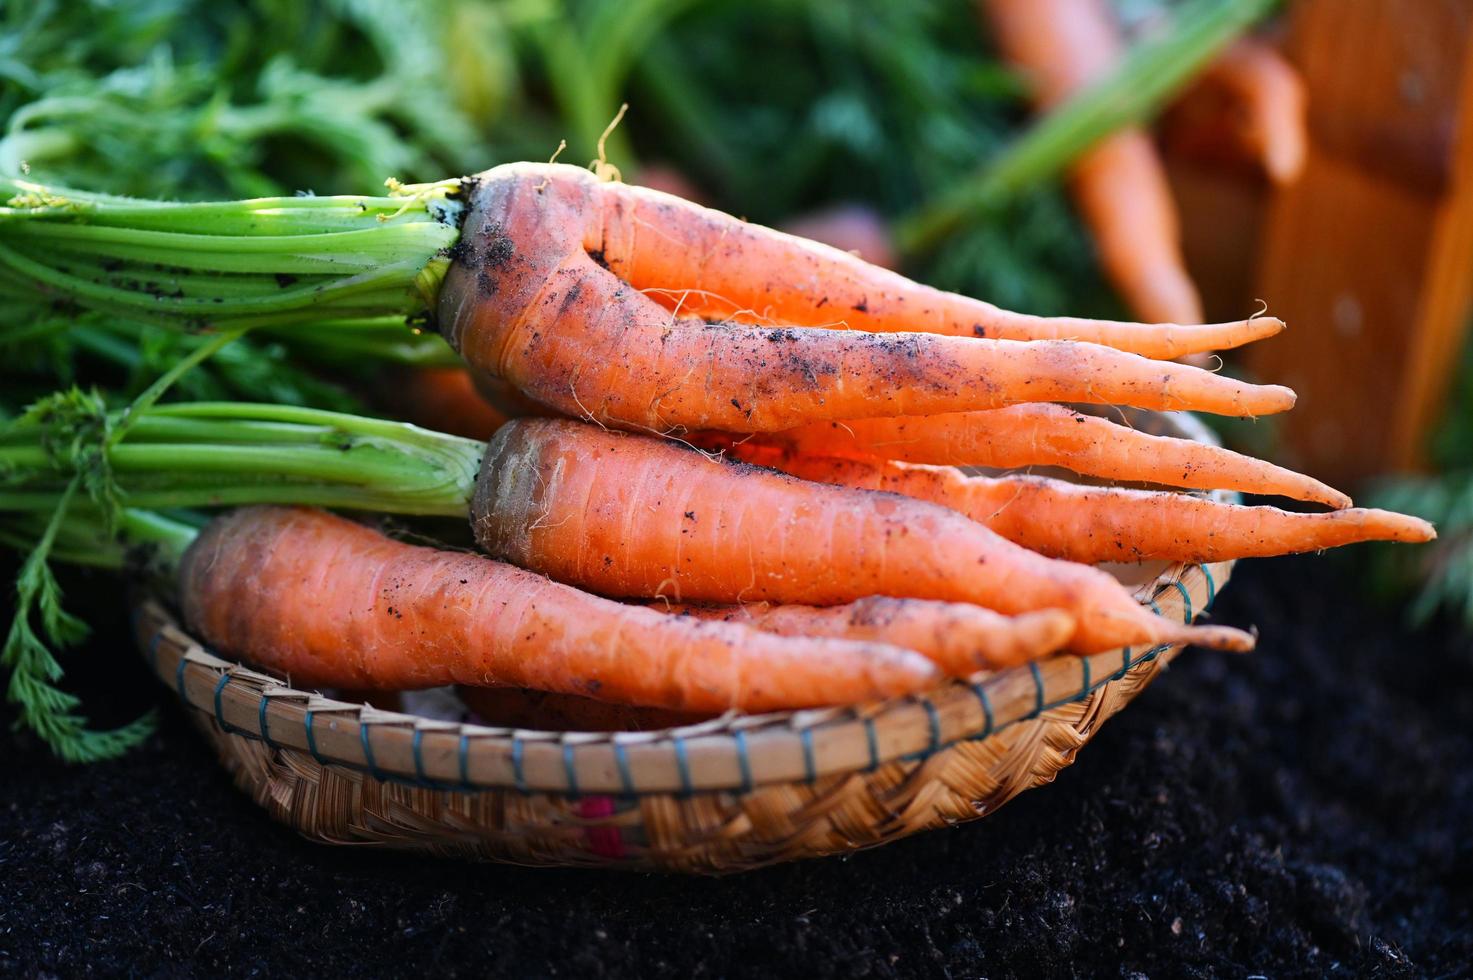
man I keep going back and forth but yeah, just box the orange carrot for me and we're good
[458,686,709,731]
[1167,38,1307,185]
[559,167,1264,357]
[471,418,1253,654]
[384,367,508,441]
[780,204,899,271]
[436,164,1293,435]
[656,599,1076,675]
[735,404,1350,508]
[981,0,1203,325]
[467,366,554,420]
[180,506,939,713]
[729,448,1436,565]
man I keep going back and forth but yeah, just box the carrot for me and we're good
[780,204,899,271]
[656,599,1076,675]
[437,164,1294,434]
[980,0,1203,325]
[458,686,709,731]
[729,448,1436,565]
[180,506,940,713]
[547,166,1267,357]
[471,417,1254,654]
[735,404,1350,508]
[383,367,509,442]
[1167,38,1307,185]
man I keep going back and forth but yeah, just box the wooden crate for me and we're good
[1240,0,1473,483]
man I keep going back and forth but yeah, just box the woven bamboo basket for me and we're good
[131,412,1236,874]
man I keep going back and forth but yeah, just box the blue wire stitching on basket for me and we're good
[970,681,995,738]
[562,742,581,798]
[360,721,387,782]
[921,697,942,755]
[1171,580,1195,623]
[733,730,755,793]
[411,727,428,783]
[673,736,695,797]
[303,709,329,766]
[511,737,528,794]
[258,694,277,750]
[212,673,238,735]
[614,740,637,796]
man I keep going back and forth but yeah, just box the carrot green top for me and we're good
[0,175,464,330]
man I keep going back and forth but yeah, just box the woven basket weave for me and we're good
[131,412,1235,873]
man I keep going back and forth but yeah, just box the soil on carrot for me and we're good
[1,551,1469,977]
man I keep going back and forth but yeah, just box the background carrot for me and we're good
[472,418,1254,654]
[381,367,509,442]
[732,449,1435,565]
[181,506,940,713]
[779,204,900,271]
[980,0,1204,326]
[1165,37,1308,184]
[733,404,1350,508]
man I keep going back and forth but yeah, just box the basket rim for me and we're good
[131,411,1235,796]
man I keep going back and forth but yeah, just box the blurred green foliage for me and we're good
[0,0,1138,418]
[1368,331,1473,630]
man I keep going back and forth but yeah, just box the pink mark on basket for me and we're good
[577,795,625,859]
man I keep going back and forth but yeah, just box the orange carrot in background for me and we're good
[384,367,508,442]
[656,599,1075,675]
[181,506,939,713]
[471,417,1253,654]
[730,448,1435,565]
[737,404,1350,508]
[980,0,1203,325]
[780,204,900,271]
[1166,37,1307,185]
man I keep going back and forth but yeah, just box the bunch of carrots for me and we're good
[0,160,1433,753]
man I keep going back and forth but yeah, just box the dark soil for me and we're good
[2,553,1470,978]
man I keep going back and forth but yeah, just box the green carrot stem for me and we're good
[0,176,464,330]
[0,508,200,571]
[896,0,1278,254]
[1,401,482,519]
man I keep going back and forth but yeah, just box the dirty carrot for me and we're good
[543,167,1268,356]
[729,448,1436,566]
[438,167,1293,430]
[472,417,1254,654]
[981,0,1203,324]
[2,164,1294,438]
[655,598,1076,675]
[181,506,939,712]
[736,404,1350,508]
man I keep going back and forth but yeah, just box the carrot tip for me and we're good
[1175,623,1257,653]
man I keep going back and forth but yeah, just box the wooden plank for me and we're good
[1247,0,1473,483]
